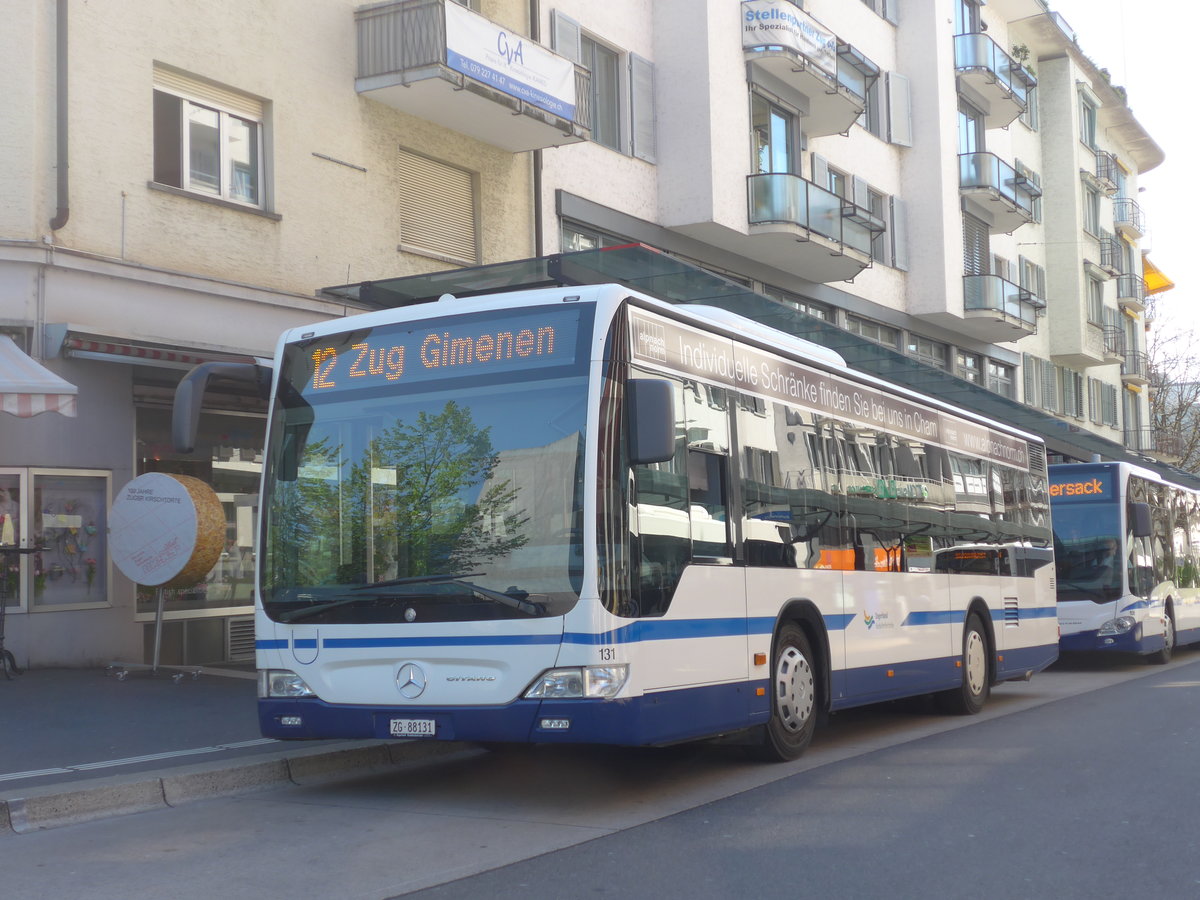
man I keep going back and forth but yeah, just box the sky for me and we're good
[1042,0,1197,341]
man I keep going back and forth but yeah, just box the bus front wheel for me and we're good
[1147,608,1175,665]
[754,623,818,762]
[937,613,990,715]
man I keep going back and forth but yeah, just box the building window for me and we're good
[846,316,900,348]
[153,69,265,208]
[397,148,479,265]
[561,222,626,252]
[761,285,832,321]
[987,361,1015,399]
[956,351,982,384]
[860,0,898,22]
[1019,86,1039,131]
[1060,368,1084,419]
[582,36,620,151]
[1079,92,1098,148]
[752,93,797,175]
[1086,276,1104,325]
[1082,184,1101,235]
[908,336,949,370]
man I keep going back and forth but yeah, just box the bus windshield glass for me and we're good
[260,304,592,624]
[1051,502,1122,602]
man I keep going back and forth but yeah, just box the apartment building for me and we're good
[0,0,1173,667]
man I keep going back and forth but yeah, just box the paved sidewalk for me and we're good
[0,667,464,835]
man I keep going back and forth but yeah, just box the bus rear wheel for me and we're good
[937,613,990,715]
[753,623,817,762]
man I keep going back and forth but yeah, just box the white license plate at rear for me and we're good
[389,718,436,738]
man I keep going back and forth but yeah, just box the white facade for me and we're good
[0,0,1165,667]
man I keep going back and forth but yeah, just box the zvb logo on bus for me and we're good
[1048,478,1106,499]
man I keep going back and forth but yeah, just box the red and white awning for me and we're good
[0,335,78,418]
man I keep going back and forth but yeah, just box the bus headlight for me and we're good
[1098,616,1137,636]
[524,665,629,700]
[258,669,317,699]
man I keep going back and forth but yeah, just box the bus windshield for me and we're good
[260,305,591,624]
[1051,502,1122,602]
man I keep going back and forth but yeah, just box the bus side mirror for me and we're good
[173,361,272,453]
[1129,502,1152,539]
[627,379,675,465]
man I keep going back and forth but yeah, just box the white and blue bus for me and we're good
[1050,461,1200,662]
[177,283,1058,760]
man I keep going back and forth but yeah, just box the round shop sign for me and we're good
[109,473,226,588]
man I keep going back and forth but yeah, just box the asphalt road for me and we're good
[2,651,1198,900]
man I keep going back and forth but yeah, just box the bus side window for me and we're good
[688,448,731,559]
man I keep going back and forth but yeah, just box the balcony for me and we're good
[355,0,589,152]
[1121,349,1151,385]
[1093,150,1120,196]
[1097,230,1121,276]
[746,173,881,282]
[961,274,1038,341]
[1101,324,1126,364]
[1124,428,1157,453]
[953,33,1037,128]
[1113,197,1146,240]
[959,153,1040,234]
[1115,273,1147,313]
[743,9,878,138]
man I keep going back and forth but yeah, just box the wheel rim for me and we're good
[775,645,814,733]
[964,628,986,697]
[1164,615,1175,653]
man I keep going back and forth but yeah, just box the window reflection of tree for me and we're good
[269,402,529,590]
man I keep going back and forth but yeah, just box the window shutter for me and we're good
[630,53,656,163]
[397,148,478,264]
[890,196,909,271]
[1023,354,1037,406]
[810,153,829,188]
[852,176,870,210]
[963,214,989,275]
[551,9,582,63]
[886,72,912,147]
[1042,362,1058,412]
[153,67,263,120]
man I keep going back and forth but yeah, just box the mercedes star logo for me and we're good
[396,662,427,699]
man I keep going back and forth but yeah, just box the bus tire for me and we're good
[753,623,818,762]
[938,613,990,715]
[1147,607,1175,665]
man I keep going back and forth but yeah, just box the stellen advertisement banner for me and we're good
[741,0,837,78]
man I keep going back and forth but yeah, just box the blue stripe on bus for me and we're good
[294,639,317,649]
[258,639,288,649]
[319,634,561,649]
[1121,600,1152,611]
[901,610,964,627]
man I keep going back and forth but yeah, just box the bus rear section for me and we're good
[1049,462,1200,661]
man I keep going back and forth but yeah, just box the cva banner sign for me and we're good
[444,1,576,121]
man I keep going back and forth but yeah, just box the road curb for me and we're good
[0,739,472,836]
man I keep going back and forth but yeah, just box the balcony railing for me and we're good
[958,152,1040,233]
[355,0,590,152]
[1115,273,1147,312]
[953,32,1037,127]
[1094,150,1120,195]
[962,274,1038,335]
[1101,324,1126,361]
[748,173,883,256]
[1124,428,1157,453]
[1098,230,1121,274]
[1121,349,1151,384]
[1114,197,1146,239]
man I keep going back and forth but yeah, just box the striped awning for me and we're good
[0,335,78,417]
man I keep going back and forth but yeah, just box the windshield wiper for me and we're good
[278,573,544,622]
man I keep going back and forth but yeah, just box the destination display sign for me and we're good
[1048,469,1113,500]
[291,305,584,398]
[630,309,1030,471]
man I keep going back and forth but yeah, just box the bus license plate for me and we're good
[389,718,436,738]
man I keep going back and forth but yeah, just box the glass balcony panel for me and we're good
[748,174,809,227]
[807,183,841,242]
[953,33,1034,106]
[963,275,1036,327]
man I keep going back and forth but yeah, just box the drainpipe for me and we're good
[49,0,69,231]
[529,0,543,256]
